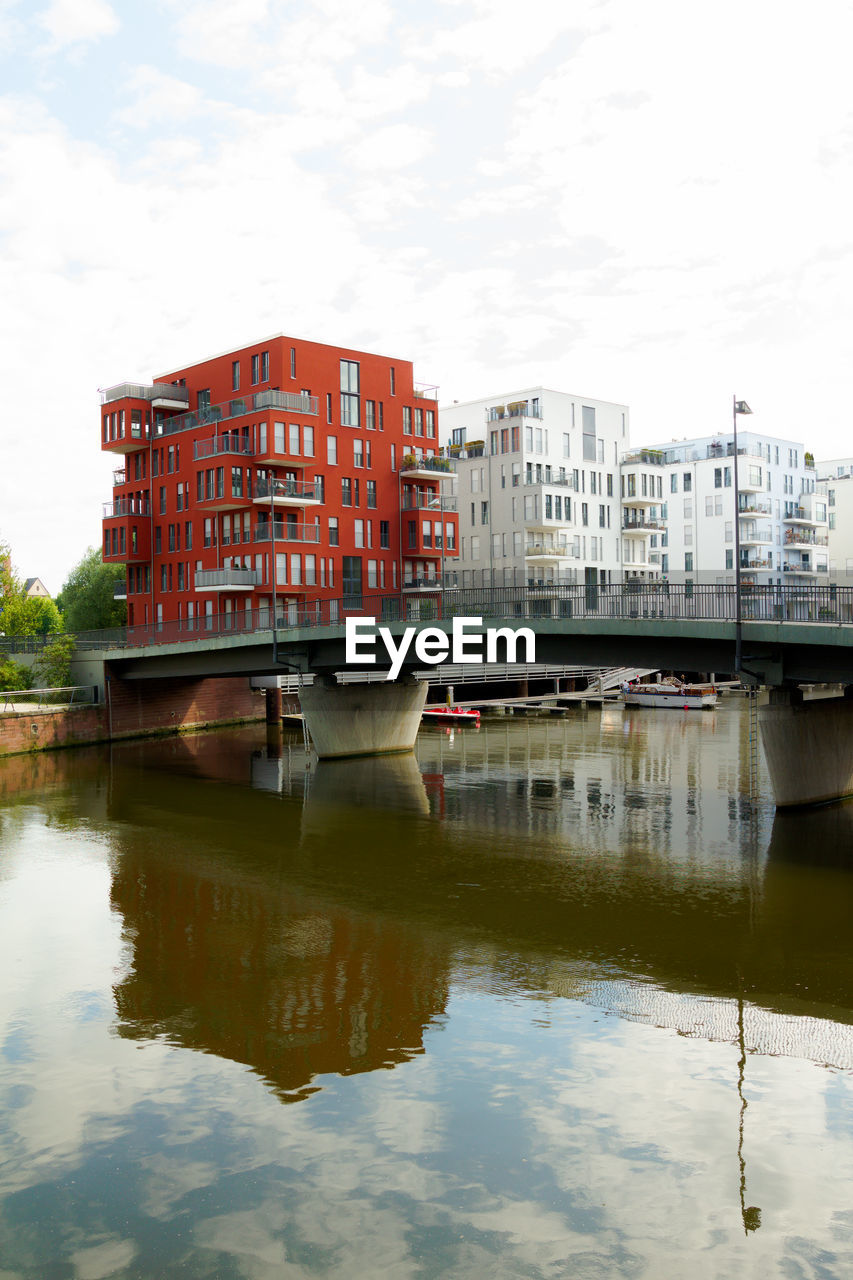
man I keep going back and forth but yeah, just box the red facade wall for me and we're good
[102,334,458,627]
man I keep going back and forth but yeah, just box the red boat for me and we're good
[421,705,481,726]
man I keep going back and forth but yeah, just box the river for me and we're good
[1,696,851,1278]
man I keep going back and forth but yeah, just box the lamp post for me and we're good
[732,397,752,677]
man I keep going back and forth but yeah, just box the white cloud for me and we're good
[36,0,119,49]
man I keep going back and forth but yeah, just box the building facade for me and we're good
[101,335,457,628]
[439,387,632,590]
[633,431,828,586]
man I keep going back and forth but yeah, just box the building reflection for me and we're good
[100,708,853,1107]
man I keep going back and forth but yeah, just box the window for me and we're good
[714,468,722,488]
[326,392,333,424]
[380,520,390,549]
[365,400,375,430]
[481,500,489,524]
[670,473,678,493]
[260,351,269,381]
[684,553,693,571]
[328,517,339,546]
[159,485,167,515]
[251,355,259,384]
[340,359,359,426]
[426,410,435,438]
[403,406,412,435]
[366,480,377,508]
[342,478,352,506]
[289,423,300,455]
[232,361,240,391]
[683,472,692,492]
[581,502,588,526]
[354,519,364,548]
[290,347,296,379]
[414,408,423,435]
[725,550,733,569]
[353,438,363,468]
[582,405,596,460]
[390,367,396,396]
[327,435,338,465]
[303,426,314,457]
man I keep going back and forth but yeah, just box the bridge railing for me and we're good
[3,583,852,654]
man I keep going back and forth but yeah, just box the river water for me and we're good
[1,697,852,1278]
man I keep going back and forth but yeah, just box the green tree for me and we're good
[56,548,127,632]
[34,634,75,688]
[0,593,64,636]
[0,656,33,693]
[0,539,64,636]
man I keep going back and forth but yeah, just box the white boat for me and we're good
[620,677,717,710]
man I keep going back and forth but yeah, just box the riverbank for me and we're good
[0,674,264,758]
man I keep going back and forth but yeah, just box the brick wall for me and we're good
[0,675,264,759]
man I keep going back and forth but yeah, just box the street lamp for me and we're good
[732,396,753,677]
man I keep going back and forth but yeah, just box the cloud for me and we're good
[36,0,119,49]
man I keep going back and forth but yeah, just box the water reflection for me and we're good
[2,705,853,1278]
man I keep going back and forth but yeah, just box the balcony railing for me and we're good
[401,493,458,511]
[622,518,665,532]
[738,499,771,516]
[403,577,441,589]
[621,449,665,466]
[400,456,455,475]
[254,477,322,502]
[525,541,571,558]
[103,498,150,518]
[486,401,543,421]
[101,382,190,406]
[413,383,439,400]
[194,435,255,460]
[785,530,828,547]
[252,523,321,544]
[195,568,259,589]
[160,390,319,438]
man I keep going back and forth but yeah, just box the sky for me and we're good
[2,0,853,594]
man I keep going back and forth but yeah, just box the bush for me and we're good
[0,657,34,693]
[34,635,75,688]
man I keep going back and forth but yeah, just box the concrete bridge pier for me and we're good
[298,675,427,759]
[759,688,853,806]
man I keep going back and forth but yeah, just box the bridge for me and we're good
[24,582,853,808]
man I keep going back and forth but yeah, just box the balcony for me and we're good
[103,497,150,518]
[622,517,664,535]
[400,456,455,480]
[252,522,321,544]
[413,383,439,400]
[525,541,571,562]
[101,381,190,409]
[402,577,441,592]
[741,558,772,570]
[737,466,766,493]
[112,467,128,488]
[400,492,458,512]
[621,491,657,508]
[486,400,543,421]
[160,389,318,438]
[739,525,773,546]
[783,561,829,577]
[784,507,826,527]
[785,530,828,547]
[113,580,127,601]
[621,449,665,467]
[253,477,322,508]
[102,420,150,454]
[194,435,255,461]
[195,568,259,592]
[738,499,771,516]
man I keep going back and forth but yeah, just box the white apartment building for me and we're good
[816,459,853,581]
[636,432,828,585]
[440,387,630,591]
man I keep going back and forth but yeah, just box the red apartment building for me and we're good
[101,335,458,629]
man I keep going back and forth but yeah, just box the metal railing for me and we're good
[159,390,319,437]
[101,382,190,406]
[400,457,455,476]
[195,568,259,589]
[254,477,321,502]
[194,435,255,460]
[1,686,98,713]
[103,498,150,518]
[400,493,458,511]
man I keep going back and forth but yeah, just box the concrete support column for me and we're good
[265,686,283,724]
[298,676,428,759]
[759,689,853,806]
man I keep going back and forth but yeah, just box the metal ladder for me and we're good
[747,688,761,799]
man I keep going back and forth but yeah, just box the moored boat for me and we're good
[422,705,481,726]
[620,677,717,710]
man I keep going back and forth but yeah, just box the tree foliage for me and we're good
[56,548,126,633]
[34,634,76,689]
[0,536,64,636]
[0,656,33,692]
